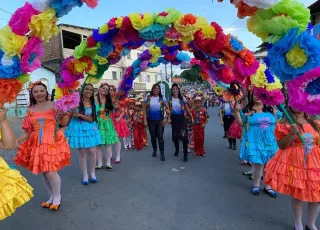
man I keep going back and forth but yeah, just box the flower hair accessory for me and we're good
[27,80,42,91]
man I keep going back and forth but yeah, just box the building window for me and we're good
[62,30,82,49]
[138,74,143,82]
[112,71,117,80]
[120,72,122,78]
[146,75,151,82]
[134,83,146,90]
[82,35,87,40]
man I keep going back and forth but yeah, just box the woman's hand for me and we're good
[220,120,224,126]
[289,124,300,136]
[161,118,168,126]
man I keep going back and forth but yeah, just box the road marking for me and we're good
[172,168,180,172]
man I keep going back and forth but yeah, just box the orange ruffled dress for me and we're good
[264,122,320,202]
[14,109,71,175]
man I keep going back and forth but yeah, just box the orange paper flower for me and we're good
[0,79,23,105]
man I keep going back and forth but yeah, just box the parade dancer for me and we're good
[109,85,125,163]
[15,82,70,211]
[65,84,101,185]
[95,83,119,170]
[234,94,278,197]
[143,84,170,161]
[0,107,33,220]
[169,83,194,162]
[133,102,145,150]
[191,97,209,157]
[125,99,135,150]
[265,107,320,230]
[186,94,194,152]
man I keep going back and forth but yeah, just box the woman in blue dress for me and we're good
[235,93,280,197]
[65,84,102,185]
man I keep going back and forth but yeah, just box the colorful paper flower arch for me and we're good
[0,0,319,114]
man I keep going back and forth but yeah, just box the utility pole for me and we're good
[169,64,173,86]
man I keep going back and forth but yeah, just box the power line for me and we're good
[0,8,12,15]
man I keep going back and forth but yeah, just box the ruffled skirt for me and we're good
[65,118,102,148]
[228,121,242,139]
[113,119,130,138]
[14,129,71,174]
[98,117,119,145]
[265,146,320,202]
[0,157,33,220]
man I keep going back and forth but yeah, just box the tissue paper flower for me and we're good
[139,24,169,41]
[128,13,153,31]
[253,87,284,106]
[287,67,320,114]
[268,28,320,82]
[31,0,53,12]
[9,2,40,36]
[50,0,83,18]
[243,0,281,9]
[247,0,310,43]
[156,8,181,25]
[20,37,44,73]
[0,79,24,105]
[0,49,22,79]
[55,92,80,113]
[0,26,28,57]
[82,0,98,8]
[29,8,59,41]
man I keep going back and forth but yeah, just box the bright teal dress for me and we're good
[240,112,279,164]
[96,103,119,145]
[65,107,102,148]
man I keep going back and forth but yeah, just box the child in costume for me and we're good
[0,106,33,220]
[264,107,320,230]
[133,102,145,150]
[186,94,194,152]
[65,84,101,185]
[95,83,119,170]
[15,82,70,211]
[191,97,209,156]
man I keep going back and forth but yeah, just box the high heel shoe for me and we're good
[82,180,89,185]
[90,177,98,183]
[41,201,52,208]
[49,198,62,211]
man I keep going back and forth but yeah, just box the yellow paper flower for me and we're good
[286,44,308,68]
[149,45,161,63]
[163,38,179,46]
[89,63,98,75]
[54,85,63,100]
[29,8,59,41]
[87,76,100,84]
[74,62,89,74]
[116,17,123,28]
[97,56,108,65]
[214,86,225,96]
[98,24,109,34]
[266,76,282,91]
[199,24,216,39]
[17,74,30,84]
[128,13,153,31]
[0,26,27,56]
[250,64,268,88]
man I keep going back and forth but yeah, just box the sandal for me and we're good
[251,186,260,195]
[263,188,277,198]
[95,165,102,170]
[41,202,51,208]
[243,171,252,176]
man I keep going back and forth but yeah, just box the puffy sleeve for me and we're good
[22,113,31,134]
[274,123,290,141]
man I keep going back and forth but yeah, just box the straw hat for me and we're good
[135,101,142,106]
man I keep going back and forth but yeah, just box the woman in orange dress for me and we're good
[264,107,320,230]
[15,82,71,211]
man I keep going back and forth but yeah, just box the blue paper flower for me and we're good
[264,69,275,83]
[120,48,130,57]
[51,0,83,18]
[93,28,118,42]
[158,57,169,65]
[98,41,114,57]
[132,59,142,68]
[139,24,168,41]
[176,52,190,62]
[268,28,320,81]
[230,36,244,52]
[0,49,22,79]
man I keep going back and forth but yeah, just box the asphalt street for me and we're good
[0,107,317,230]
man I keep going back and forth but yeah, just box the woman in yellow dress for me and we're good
[0,106,33,221]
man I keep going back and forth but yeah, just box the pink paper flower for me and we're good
[254,87,284,106]
[140,61,149,71]
[20,37,44,73]
[287,67,320,114]
[9,2,40,36]
[55,92,80,113]
[82,0,99,8]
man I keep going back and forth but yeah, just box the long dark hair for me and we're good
[29,82,49,106]
[150,83,163,99]
[96,83,114,112]
[242,91,274,114]
[171,83,183,101]
[79,83,97,122]
[285,107,319,133]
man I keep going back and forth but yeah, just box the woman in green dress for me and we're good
[95,83,119,170]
